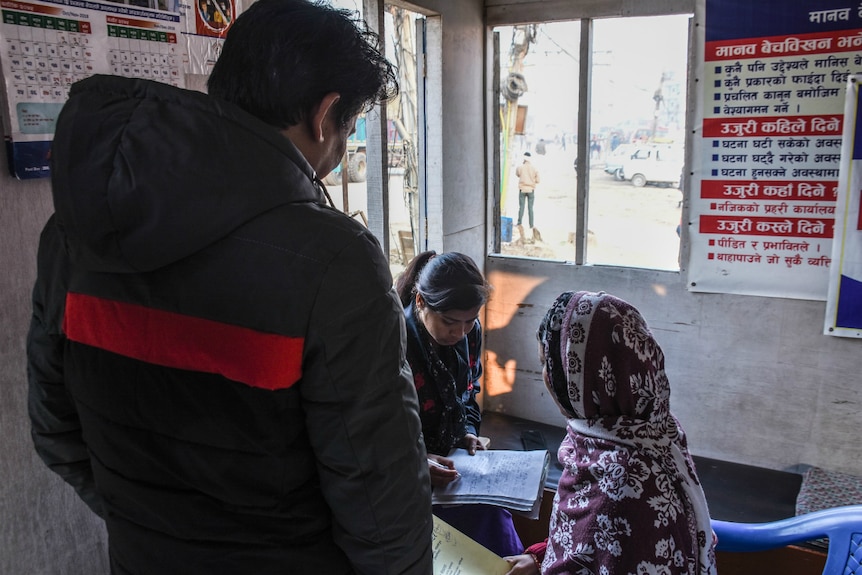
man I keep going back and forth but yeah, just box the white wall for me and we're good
[0,73,210,575]
[0,148,109,573]
[482,257,862,476]
[404,0,487,264]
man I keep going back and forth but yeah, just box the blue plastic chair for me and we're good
[712,505,862,575]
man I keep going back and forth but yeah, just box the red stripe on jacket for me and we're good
[63,292,303,390]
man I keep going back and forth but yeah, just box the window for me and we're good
[322,0,424,278]
[493,14,691,271]
[495,22,580,258]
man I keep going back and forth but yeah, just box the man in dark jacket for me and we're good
[26,1,433,573]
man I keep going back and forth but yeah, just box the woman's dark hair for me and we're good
[207,0,398,129]
[395,251,490,312]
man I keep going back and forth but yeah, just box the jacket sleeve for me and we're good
[302,229,432,575]
[464,396,481,437]
[526,539,548,564]
[27,217,104,517]
[463,322,483,437]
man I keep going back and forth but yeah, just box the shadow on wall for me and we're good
[482,269,548,403]
[480,265,677,416]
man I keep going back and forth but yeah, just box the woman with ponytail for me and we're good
[395,251,523,557]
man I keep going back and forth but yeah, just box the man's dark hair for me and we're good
[207,0,398,129]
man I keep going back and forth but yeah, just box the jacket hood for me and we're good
[50,75,324,273]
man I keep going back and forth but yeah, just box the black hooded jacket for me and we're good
[27,75,432,575]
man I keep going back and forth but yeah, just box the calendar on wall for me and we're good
[0,0,192,179]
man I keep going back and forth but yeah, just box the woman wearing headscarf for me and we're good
[508,291,716,575]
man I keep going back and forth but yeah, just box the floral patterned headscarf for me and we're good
[537,291,716,575]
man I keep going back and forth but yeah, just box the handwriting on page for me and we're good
[432,515,510,575]
[437,449,548,502]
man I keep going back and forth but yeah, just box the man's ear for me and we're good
[310,92,341,143]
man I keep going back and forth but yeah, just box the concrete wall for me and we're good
[403,0,487,264]
[435,1,486,261]
[0,151,109,572]
[0,72,209,575]
[481,257,862,477]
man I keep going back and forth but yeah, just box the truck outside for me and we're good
[322,116,404,185]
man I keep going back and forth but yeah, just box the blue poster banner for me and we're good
[706,1,860,42]
[5,139,51,179]
[825,75,862,337]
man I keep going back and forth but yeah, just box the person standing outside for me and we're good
[26,1,432,574]
[516,152,541,242]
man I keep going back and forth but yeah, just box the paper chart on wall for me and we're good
[0,0,186,178]
[689,0,862,299]
[0,0,239,179]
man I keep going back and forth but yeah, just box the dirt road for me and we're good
[501,146,682,271]
[328,146,683,272]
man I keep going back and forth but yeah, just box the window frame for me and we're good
[486,0,696,267]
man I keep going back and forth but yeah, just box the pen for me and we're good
[427,458,460,478]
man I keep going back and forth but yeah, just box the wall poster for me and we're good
[0,0,235,179]
[824,74,862,337]
[182,0,233,75]
[690,0,862,299]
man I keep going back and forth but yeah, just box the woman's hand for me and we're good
[503,554,540,575]
[427,454,460,488]
[460,433,486,455]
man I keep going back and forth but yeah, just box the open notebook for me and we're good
[431,448,550,519]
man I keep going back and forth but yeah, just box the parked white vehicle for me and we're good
[621,144,683,188]
[603,143,638,181]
